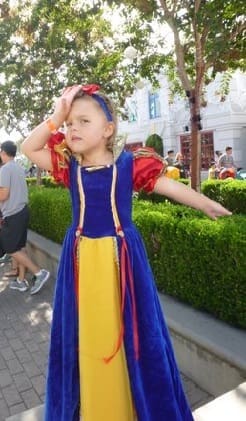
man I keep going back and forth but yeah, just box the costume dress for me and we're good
[45,135,194,421]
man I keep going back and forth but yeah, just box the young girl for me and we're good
[21,84,231,421]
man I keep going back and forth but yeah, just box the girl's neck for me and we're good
[81,150,113,167]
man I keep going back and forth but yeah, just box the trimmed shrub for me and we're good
[133,202,246,328]
[145,133,164,156]
[28,186,71,244]
[202,179,246,214]
[28,188,246,328]
[27,176,64,188]
[138,179,246,213]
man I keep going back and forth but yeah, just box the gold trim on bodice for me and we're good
[76,163,123,238]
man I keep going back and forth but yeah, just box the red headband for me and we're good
[80,84,113,122]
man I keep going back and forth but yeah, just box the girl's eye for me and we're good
[80,118,89,124]
[66,122,72,128]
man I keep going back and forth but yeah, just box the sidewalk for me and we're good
[0,259,213,420]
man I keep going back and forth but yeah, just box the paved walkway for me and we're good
[0,259,213,420]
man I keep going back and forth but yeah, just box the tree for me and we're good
[0,0,168,136]
[1,1,245,191]
[109,0,246,190]
[146,134,164,156]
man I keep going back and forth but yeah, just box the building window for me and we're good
[180,131,214,170]
[149,93,161,119]
[126,99,137,122]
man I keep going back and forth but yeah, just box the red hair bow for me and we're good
[81,84,100,95]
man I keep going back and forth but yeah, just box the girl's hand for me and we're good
[52,85,82,128]
[201,199,232,220]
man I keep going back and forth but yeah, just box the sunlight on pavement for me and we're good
[29,303,52,325]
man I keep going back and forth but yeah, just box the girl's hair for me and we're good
[72,90,118,152]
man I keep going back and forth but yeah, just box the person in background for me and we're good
[21,84,231,421]
[27,163,36,177]
[0,140,50,294]
[217,146,237,179]
[214,150,222,166]
[218,146,236,170]
[164,149,175,166]
[208,161,217,180]
[174,152,186,178]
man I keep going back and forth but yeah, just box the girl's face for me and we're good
[65,97,114,156]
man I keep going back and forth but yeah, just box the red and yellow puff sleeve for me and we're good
[47,132,71,187]
[133,147,167,193]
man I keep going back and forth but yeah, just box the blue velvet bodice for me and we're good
[69,151,133,238]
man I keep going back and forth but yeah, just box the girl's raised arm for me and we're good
[153,174,232,220]
[21,121,56,171]
[21,85,82,170]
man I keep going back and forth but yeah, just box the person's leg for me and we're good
[11,248,40,275]
[10,249,50,293]
[17,261,26,282]
[9,254,29,292]
[4,257,19,277]
[13,248,50,294]
[4,206,50,294]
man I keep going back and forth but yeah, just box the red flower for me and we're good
[81,84,100,95]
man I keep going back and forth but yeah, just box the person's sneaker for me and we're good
[9,278,29,292]
[0,254,12,264]
[30,269,50,295]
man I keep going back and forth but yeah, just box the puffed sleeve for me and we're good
[47,132,71,187]
[133,147,167,193]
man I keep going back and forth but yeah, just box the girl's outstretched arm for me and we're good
[21,85,82,170]
[153,175,232,220]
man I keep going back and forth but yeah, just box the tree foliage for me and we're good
[145,133,164,156]
[0,1,245,190]
[112,0,245,93]
[0,0,169,135]
[110,0,245,190]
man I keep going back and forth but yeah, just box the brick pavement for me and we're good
[0,259,213,420]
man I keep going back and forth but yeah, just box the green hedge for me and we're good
[29,186,71,244]
[31,176,246,214]
[133,203,245,328]
[145,133,164,156]
[138,179,246,214]
[27,176,64,188]
[28,187,246,328]
[201,179,246,214]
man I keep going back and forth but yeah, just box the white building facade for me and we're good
[118,70,246,170]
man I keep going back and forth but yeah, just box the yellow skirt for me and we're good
[78,236,135,420]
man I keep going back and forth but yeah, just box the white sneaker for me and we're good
[30,269,50,295]
[9,278,29,292]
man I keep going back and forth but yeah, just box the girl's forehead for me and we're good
[72,96,94,108]
[71,97,100,113]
